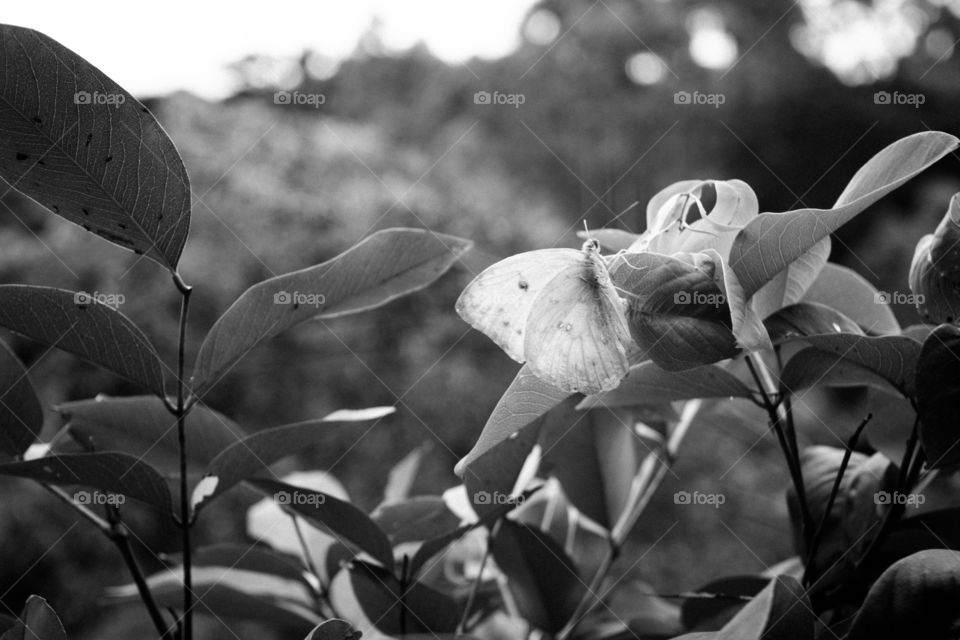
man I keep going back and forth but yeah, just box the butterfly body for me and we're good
[456,239,630,394]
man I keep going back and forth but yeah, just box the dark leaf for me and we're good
[0,596,66,640]
[371,496,461,546]
[680,576,769,632]
[764,303,863,344]
[917,324,960,468]
[0,339,43,457]
[579,361,752,410]
[304,619,361,640]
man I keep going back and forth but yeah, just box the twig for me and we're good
[457,521,499,636]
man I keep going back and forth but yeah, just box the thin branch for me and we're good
[457,521,499,636]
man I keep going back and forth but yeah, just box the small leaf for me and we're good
[0,596,66,640]
[382,444,428,505]
[801,263,900,334]
[680,575,768,632]
[917,324,960,468]
[192,229,472,397]
[107,544,321,632]
[247,478,395,570]
[490,521,584,633]
[0,339,43,457]
[304,619,362,640]
[194,407,394,508]
[0,25,191,269]
[0,451,171,511]
[579,361,752,410]
[730,131,959,299]
[371,496,461,546]
[848,550,960,640]
[764,303,863,344]
[0,286,165,396]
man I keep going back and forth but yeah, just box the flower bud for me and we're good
[909,193,960,323]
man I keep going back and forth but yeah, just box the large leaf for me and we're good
[611,252,738,370]
[578,361,752,410]
[455,366,570,516]
[0,339,43,457]
[0,451,171,511]
[328,562,459,637]
[55,395,246,474]
[0,286,165,396]
[0,25,190,270]
[916,324,960,469]
[0,596,66,640]
[848,550,960,640]
[192,229,472,397]
[802,263,900,334]
[490,521,585,633]
[248,478,395,570]
[764,303,863,344]
[192,407,394,509]
[730,132,958,299]
[107,544,321,632]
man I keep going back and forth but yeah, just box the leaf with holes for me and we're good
[0,286,165,396]
[0,339,43,457]
[0,25,191,269]
[192,228,471,397]
[0,451,171,511]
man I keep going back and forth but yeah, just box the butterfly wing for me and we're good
[523,254,631,394]
[456,249,585,362]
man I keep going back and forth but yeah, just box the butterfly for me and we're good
[456,238,631,394]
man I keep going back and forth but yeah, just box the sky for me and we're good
[2,1,540,99]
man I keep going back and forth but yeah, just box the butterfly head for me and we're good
[581,238,601,254]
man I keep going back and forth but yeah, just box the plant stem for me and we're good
[171,272,194,640]
[803,413,872,585]
[457,522,498,636]
[745,354,814,545]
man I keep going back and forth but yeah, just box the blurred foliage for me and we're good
[2,0,960,636]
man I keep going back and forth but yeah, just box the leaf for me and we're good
[247,478,395,570]
[730,132,959,299]
[370,496,461,546]
[0,339,43,457]
[780,347,898,394]
[611,252,739,370]
[382,444,428,505]
[193,407,394,509]
[328,562,459,637]
[848,550,960,640]
[490,521,585,633]
[0,25,191,270]
[55,395,246,474]
[764,303,863,344]
[578,361,752,410]
[192,228,472,397]
[0,286,165,396]
[107,544,321,632]
[0,596,66,640]
[780,333,921,397]
[680,575,769,632]
[0,451,171,511]
[802,263,900,334]
[455,365,570,517]
[304,619,362,640]
[917,324,960,469]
